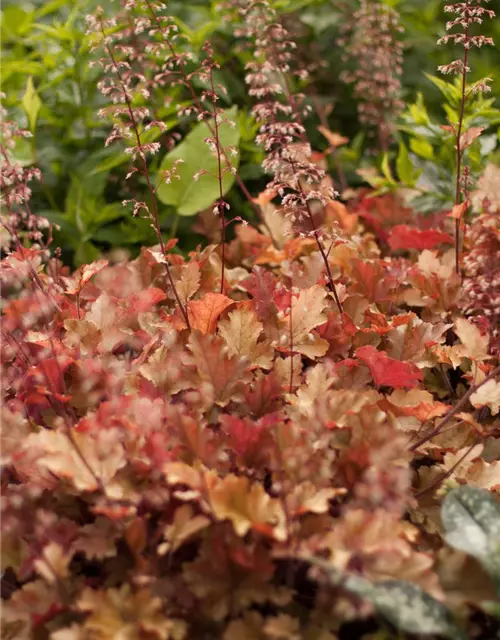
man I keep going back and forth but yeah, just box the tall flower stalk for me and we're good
[86,7,190,327]
[339,0,404,152]
[88,1,267,296]
[0,96,47,252]
[191,41,238,293]
[235,0,343,314]
[437,0,495,275]
[142,0,278,246]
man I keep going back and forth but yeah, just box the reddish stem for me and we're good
[453,4,470,277]
[409,363,500,452]
[208,69,227,294]
[99,20,190,328]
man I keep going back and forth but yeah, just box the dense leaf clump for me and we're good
[2,189,500,638]
[1,0,500,638]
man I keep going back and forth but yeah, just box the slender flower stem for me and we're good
[208,69,227,294]
[313,96,348,193]
[415,440,478,499]
[437,0,496,274]
[409,363,500,452]
[288,156,344,314]
[289,290,294,394]
[453,17,469,277]
[98,20,190,329]
[240,1,343,314]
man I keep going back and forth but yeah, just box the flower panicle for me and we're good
[436,0,495,275]
[86,0,197,324]
[236,0,334,222]
[232,0,343,312]
[461,211,500,355]
[338,0,404,151]
[437,0,495,75]
[0,95,49,252]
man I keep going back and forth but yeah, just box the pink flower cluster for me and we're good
[0,97,47,252]
[339,0,404,151]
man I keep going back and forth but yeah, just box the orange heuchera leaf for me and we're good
[388,225,453,251]
[279,285,329,358]
[253,188,277,207]
[286,481,346,517]
[34,543,70,584]
[76,585,187,639]
[264,614,301,639]
[219,415,270,462]
[438,444,500,491]
[470,379,500,415]
[441,124,455,134]
[355,345,423,389]
[159,505,210,555]
[164,461,204,495]
[176,260,201,304]
[187,292,234,334]
[218,307,273,369]
[21,429,126,492]
[448,200,468,220]
[242,268,277,321]
[71,518,119,560]
[243,371,283,417]
[325,200,358,233]
[382,389,449,422]
[209,474,287,541]
[187,331,248,406]
[350,259,398,303]
[459,126,484,149]
[454,317,490,362]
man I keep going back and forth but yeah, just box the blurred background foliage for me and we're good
[2,0,499,265]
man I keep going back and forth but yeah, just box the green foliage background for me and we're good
[2,0,499,264]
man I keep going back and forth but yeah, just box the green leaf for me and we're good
[308,558,465,639]
[381,153,396,184]
[396,142,420,186]
[425,74,462,105]
[410,138,434,160]
[1,6,32,41]
[157,106,240,217]
[34,0,71,20]
[408,93,430,126]
[75,241,101,266]
[442,485,500,594]
[22,77,42,133]
[88,151,130,176]
[344,576,466,639]
[481,602,500,619]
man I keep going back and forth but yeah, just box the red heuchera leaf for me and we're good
[388,225,453,251]
[350,259,399,303]
[219,415,268,459]
[187,293,234,334]
[127,287,167,313]
[243,372,283,417]
[66,260,109,295]
[20,357,74,409]
[356,192,413,242]
[241,268,277,321]
[355,345,423,389]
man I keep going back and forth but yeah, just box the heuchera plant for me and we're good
[1,1,500,639]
